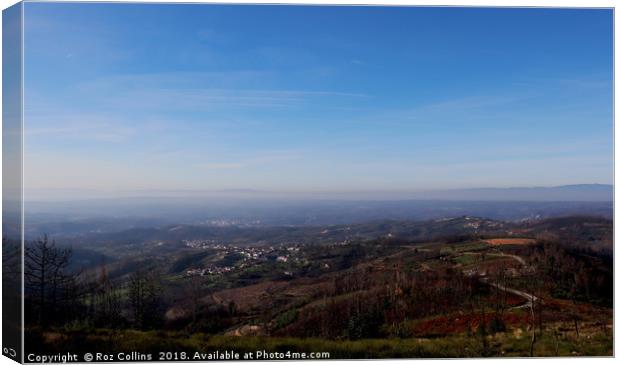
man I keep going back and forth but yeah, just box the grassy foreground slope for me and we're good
[29,328,612,358]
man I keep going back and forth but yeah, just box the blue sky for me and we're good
[23,4,613,198]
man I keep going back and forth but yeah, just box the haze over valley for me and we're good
[20,184,612,240]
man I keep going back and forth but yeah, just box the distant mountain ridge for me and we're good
[25,184,614,203]
[17,184,612,239]
[417,184,612,202]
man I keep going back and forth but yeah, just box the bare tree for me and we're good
[186,275,205,325]
[93,260,124,327]
[24,235,73,328]
[128,268,162,330]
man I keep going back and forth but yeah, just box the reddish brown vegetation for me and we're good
[410,312,532,336]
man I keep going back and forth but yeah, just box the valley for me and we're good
[22,214,613,358]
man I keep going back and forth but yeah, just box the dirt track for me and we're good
[481,277,538,308]
[465,251,537,309]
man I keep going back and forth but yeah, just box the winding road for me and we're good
[480,277,538,309]
[462,251,537,309]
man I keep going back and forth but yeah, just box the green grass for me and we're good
[453,255,480,266]
[496,332,613,357]
[27,328,612,358]
[440,241,489,255]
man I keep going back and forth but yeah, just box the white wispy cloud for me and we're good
[70,71,369,111]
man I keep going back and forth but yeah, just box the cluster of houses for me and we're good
[186,266,233,276]
[183,239,221,249]
[183,242,308,278]
[197,219,263,227]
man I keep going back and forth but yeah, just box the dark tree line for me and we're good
[526,241,612,307]
[278,263,487,340]
[24,236,164,331]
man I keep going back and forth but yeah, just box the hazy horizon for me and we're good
[18,182,612,202]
